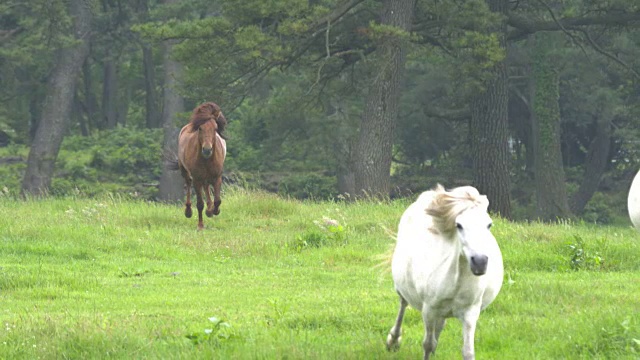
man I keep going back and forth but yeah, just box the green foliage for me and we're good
[566,235,605,271]
[292,212,348,251]
[581,192,615,225]
[0,128,162,199]
[278,172,337,200]
[186,317,233,346]
[292,230,327,250]
[418,0,506,93]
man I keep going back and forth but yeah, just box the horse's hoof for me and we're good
[185,207,192,218]
[386,334,401,352]
[197,224,204,231]
[206,209,214,217]
[213,208,220,216]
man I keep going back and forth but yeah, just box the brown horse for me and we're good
[176,102,227,229]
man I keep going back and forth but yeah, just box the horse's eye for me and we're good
[456,223,463,230]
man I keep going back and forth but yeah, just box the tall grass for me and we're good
[0,187,638,359]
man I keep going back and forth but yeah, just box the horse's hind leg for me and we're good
[180,166,193,218]
[386,293,408,351]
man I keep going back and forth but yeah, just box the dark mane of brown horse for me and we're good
[188,102,227,136]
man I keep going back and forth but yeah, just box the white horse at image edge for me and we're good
[627,169,640,231]
[386,184,503,360]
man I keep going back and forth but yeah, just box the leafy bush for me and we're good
[582,192,615,225]
[56,127,163,198]
[277,172,337,200]
[0,162,25,197]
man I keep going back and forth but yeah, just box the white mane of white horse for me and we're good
[387,184,503,360]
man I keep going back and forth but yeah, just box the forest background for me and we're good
[1,0,640,224]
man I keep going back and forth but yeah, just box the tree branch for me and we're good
[422,106,470,121]
[507,11,640,40]
[535,0,591,60]
[579,29,640,80]
[307,0,366,32]
[0,28,21,43]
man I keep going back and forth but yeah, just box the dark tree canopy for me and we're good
[0,0,639,222]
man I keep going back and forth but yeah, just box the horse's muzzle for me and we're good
[202,148,213,158]
[470,255,488,276]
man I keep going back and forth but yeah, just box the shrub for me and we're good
[582,192,615,225]
[277,172,337,200]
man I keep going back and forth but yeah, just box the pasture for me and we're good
[0,188,638,359]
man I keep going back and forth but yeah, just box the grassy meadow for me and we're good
[0,188,639,359]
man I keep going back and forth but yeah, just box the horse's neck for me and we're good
[432,233,466,281]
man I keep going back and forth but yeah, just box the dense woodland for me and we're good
[1,0,639,223]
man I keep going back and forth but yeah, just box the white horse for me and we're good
[628,169,640,231]
[386,184,503,360]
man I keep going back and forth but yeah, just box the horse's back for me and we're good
[177,125,197,169]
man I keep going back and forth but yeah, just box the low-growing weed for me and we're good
[291,213,348,251]
[186,317,232,346]
[264,298,290,326]
[566,235,605,271]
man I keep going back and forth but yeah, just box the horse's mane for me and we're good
[189,102,227,136]
[425,184,489,234]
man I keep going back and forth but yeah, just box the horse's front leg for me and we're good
[212,175,222,215]
[205,183,215,218]
[194,182,205,230]
[422,312,443,360]
[460,307,480,360]
[386,293,408,351]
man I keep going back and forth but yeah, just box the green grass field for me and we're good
[0,188,638,359]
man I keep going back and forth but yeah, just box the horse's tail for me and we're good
[166,159,180,171]
[373,225,397,275]
[163,150,180,171]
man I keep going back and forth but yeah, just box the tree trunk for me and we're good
[102,55,118,129]
[530,34,571,221]
[74,91,90,136]
[118,82,130,127]
[157,37,186,203]
[469,0,511,218]
[82,57,98,135]
[569,115,612,214]
[353,0,415,198]
[21,0,92,196]
[143,44,160,128]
